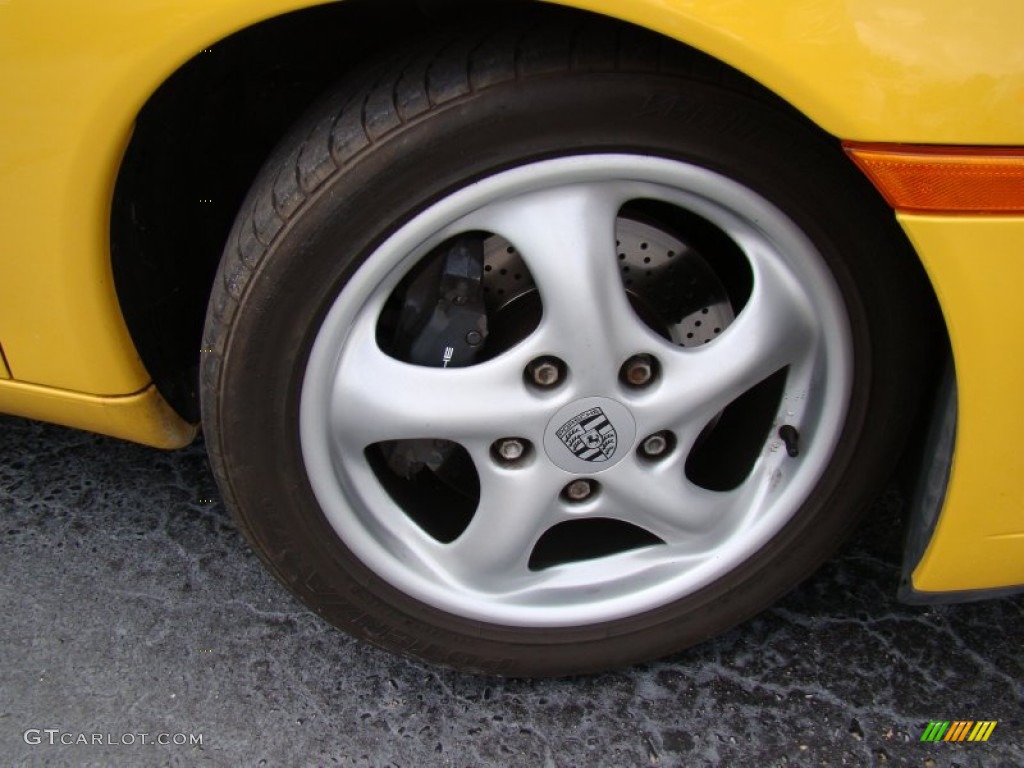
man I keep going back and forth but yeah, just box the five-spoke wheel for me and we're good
[301,155,851,627]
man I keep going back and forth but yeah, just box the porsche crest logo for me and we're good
[556,407,617,462]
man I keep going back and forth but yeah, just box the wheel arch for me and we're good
[109,0,950,425]
[111,0,485,421]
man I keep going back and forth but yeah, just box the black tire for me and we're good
[201,18,932,676]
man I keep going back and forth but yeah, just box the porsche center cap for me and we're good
[543,397,636,473]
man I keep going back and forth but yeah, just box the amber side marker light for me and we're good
[844,143,1024,214]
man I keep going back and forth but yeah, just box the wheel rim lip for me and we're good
[300,154,853,627]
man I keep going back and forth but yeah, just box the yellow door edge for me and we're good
[0,379,196,450]
[0,343,9,379]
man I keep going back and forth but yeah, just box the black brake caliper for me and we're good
[382,234,489,479]
[392,234,489,368]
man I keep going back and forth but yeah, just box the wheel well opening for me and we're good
[110,0,534,421]
[110,0,948,435]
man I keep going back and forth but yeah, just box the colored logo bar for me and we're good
[920,721,997,742]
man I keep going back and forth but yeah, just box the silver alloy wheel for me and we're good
[300,154,852,627]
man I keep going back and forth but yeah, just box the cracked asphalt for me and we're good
[1,414,1021,767]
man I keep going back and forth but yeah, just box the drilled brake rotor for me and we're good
[481,217,734,345]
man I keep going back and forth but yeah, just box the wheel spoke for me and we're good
[433,462,564,591]
[463,183,656,384]
[650,250,817,433]
[599,458,741,545]
[329,310,544,449]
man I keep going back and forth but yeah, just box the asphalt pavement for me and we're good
[1,414,1021,767]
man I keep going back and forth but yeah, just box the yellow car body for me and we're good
[1,0,1022,601]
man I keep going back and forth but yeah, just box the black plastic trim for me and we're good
[898,357,959,603]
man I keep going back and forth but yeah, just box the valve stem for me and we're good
[779,425,800,457]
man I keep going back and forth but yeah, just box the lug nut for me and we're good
[494,438,529,464]
[532,362,559,386]
[526,357,565,389]
[564,479,595,502]
[639,431,674,460]
[621,354,657,388]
